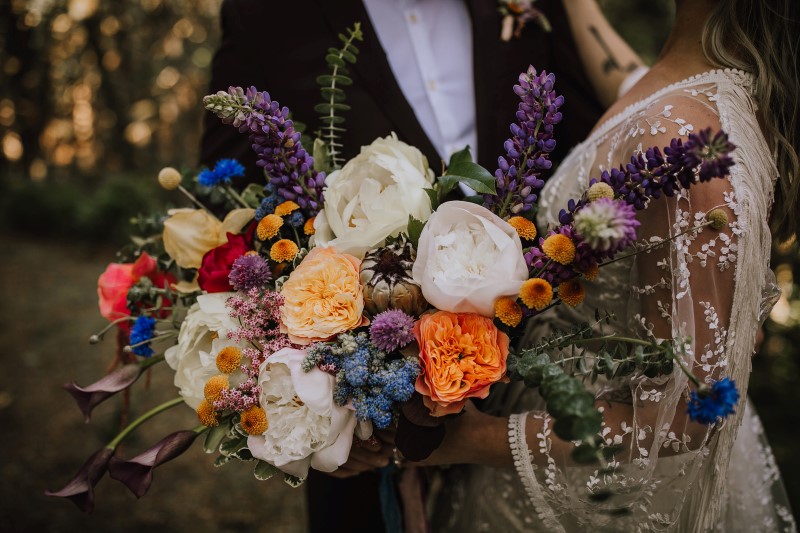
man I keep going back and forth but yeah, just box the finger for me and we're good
[374,428,396,445]
[327,468,359,479]
[354,436,381,452]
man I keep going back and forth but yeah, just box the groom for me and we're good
[200,0,603,530]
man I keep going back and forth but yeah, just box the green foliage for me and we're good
[434,146,497,205]
[315,23,364,170]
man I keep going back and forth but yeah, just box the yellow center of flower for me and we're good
[507,216,537,241]
[274,200,300,217]
[494,296,523,327]
[270,239,300,262]
[257,214,283,241]
[216,346,243,374]
[519,278,553,311]
[542,234,576,265]
[196,399,219,427]
[204,374,230,402]
[303,216,316,236]
[240,405,269,435]
[558,279,585,307]
[587,182,615,202]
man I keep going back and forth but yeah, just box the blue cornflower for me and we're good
[687,378,739,425]
[198,158,246,187]
[129,315,157,357]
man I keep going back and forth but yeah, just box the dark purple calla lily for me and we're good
[45,447,114,513]
[108,430,200,498]
[63,363,143,423]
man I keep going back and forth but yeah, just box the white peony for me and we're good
[164,293,246,409]
[313,133,436,259]
[247,348,358,479]
[412,201,529,317]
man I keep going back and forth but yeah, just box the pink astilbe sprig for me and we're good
[226,288,286,344]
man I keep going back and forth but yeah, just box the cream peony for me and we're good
[164,293,246,409]
[412,201,529,317]
[163,208,254,269]
[313,133,435,258]
[247,348,358,479]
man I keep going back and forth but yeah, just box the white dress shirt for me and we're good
[362,0,478,163]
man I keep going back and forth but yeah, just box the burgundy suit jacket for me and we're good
[200,0,603,182]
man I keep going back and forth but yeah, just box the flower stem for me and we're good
[599,220,713,268]
[225,185,251,208]
[176,185,214,215]
[105,397,185,450]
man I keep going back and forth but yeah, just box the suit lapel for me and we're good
[315,0,438,161]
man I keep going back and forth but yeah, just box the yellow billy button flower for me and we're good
[494,296,523,327]
[303,216,316,236]
[196,399,219,427]
[216,346,243,374]
[507,216,537,241]
[582,262,600,281]
[542,233,576,265]
[157,167,182,190]
[257,214,283,241]
[274,200,300,217]
[706,208,729,230]
[558,279,585,307]
[240,405,269,436]
[204,374,230,402]
[270,239,299,262]
[519,278,553,311]
[586,181,615,202]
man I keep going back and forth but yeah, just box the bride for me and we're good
[335,0,799,530]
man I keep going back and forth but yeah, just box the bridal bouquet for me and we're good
[48,24,740,512]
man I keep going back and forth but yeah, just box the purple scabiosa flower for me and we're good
[572,198,640,254]
[370,309,416,353]
[687,377,739,425]
[204,87,325,215]
[484,66,563,217]
[129,316,157,357]
[228,254,272,292]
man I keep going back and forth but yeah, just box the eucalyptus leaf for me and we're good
[316,74,353,87]
[312,138,331,173]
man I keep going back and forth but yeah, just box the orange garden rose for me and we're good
[413,311,509,416]
[280,247,368,344]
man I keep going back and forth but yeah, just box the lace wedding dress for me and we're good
[430,69,796,532]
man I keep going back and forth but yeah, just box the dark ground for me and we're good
[1,229,796,532]
[0,231,305,532]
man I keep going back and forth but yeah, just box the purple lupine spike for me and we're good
[484,67,564,217]
[204,87,325,216]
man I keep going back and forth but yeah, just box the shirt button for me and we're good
[427,79,437,91]
[408,12,418,24]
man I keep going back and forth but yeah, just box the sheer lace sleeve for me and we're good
[510,77,784,531]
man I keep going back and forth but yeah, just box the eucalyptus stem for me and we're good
[105,397,184,450]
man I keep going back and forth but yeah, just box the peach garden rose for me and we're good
[280,247,368,344]
[413,310,509,416]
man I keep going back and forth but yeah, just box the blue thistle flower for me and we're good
[286,211,305,228]
[687,377,739,425]
[255,195,282,220]
[129,316,157,357]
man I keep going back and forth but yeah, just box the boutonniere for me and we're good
[498,0,551,41]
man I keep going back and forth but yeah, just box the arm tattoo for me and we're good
[589,25,639,75]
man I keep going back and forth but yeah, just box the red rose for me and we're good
[197,232,251,293]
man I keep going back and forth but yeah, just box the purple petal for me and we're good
[108,430,200,498]
[63,363,143,423]
[45,447,114,513]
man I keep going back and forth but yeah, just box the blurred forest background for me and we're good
[0,0,797,531]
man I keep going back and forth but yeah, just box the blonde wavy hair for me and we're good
[702,0,800,242]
